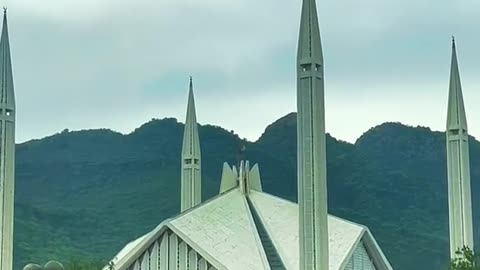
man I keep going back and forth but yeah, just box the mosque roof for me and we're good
[105,188,392,270]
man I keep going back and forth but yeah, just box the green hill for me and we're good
[13,113,479,270]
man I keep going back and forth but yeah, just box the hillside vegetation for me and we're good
[14,113,480,270]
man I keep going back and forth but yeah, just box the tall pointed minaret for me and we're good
[297,0,328,269]
[0,8,15,270]
[446,38,474,257]
[180,77,201,212]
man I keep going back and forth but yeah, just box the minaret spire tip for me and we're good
[189,76,193,88]
[452,36,456,48]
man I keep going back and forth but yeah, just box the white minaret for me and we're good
[446,38,474,257]
[0,9,15,270]
[297,0,328,269]
[180,77,201,212]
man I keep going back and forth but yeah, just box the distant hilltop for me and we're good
[13,114,480,270]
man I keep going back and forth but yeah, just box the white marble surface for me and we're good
[250,191,364,270]
[170,189,266,270]
[107,188,392,270]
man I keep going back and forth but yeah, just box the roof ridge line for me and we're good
[245,196,287,269]
[241,195,272,270]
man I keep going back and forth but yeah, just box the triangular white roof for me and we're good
[170,189,268,270]
[105,188,392,270]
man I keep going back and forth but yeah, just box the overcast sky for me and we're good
[4,0,480,143]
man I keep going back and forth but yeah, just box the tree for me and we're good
[449,246,480,270]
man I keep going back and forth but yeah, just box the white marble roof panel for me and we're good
[169,189,267,270]
[249,191,364,270]
[106,188,393,270]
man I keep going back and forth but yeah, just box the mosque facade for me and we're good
[101,0,395,269]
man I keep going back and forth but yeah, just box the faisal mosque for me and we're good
[98,0,473,269]
[0,0,474,269]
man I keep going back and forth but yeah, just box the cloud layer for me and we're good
[5,0,480,143]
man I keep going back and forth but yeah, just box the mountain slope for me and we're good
[13,114,479,270]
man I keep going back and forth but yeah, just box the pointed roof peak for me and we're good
[1,7,8,36]
[188,76,194,97]
[189,75,195,92]
[297,0,323,63]
[2,7,7,29]
[447,37,467,130]
[186,76,196,106]
[2,7,7,25]
[451,37,458,63]
[0,5,14,108]
[182,77,200,157]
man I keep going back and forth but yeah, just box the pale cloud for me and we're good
[3,0,479,143]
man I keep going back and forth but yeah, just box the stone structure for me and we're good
[181,77,202,212]
[296,0,328,269]
[446,38,474,258]
[0,9,15,270]
[102,41,392,269]
[102,0,394,268]
[103,161,393,270]
[23,264,43,270]
[43,261,64,270]
[22,261,64,270]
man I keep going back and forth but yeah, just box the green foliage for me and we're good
[449,246,480,270]
[13,114,480,270]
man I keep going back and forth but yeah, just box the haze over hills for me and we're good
[12,113,480,270]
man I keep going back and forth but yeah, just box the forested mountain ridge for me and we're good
[13,113,480,270]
